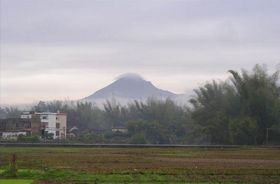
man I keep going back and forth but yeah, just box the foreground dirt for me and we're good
[0,147,280,183]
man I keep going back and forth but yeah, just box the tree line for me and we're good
[1,64,279,145]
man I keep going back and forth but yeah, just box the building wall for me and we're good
[35,112,67,139]
[0,117,41,139]
[36,113,57,139]
[0,118,30,133]
[56,114,67,139]
[30,115,41,136]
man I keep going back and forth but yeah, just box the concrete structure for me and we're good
[2,132,27,139]
[0,116,41,140]
[21,111,67,139]
[20,111,35,119]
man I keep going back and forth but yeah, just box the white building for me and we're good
[21,111,34,119]
[112,127,128,133]
[2,132,27,140]
[21,111,67,139]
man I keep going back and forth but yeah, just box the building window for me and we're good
[42,116,48,120]
[56,123,60,128]
[56,131,59,136]
[25,123,31,128]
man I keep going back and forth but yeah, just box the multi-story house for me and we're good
[21,111,67,139]
[0,115,41,139]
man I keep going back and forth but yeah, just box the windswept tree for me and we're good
[125,99,191,144]
[104,99,127,128]
[190,64,280,145]
[189,81,233,144]
[228,64,280,144]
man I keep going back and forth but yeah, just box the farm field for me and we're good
[0,147,280,184]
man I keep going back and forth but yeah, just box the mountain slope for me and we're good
[83,73,176,101]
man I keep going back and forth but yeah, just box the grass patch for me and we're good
[0,168,278,184]
[0,179,33,184]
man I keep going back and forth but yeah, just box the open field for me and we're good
[0,147,280,183]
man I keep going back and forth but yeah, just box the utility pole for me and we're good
[266,128,270,145]
[10,153,17,177]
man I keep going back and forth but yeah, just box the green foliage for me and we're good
[125,99,189,144]
[126,120,168,144]
[190,64,280,145]
[229,117,258,145]
[104,99,127,128]
[190,81,232,144]
[229,64,280,144]
[43,133,54,140]
[17,136,39,143]
[77,133,106,143]
[2,154,17,178]
[130,133,147,144]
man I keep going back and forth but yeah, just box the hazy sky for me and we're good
[1,0,279,105]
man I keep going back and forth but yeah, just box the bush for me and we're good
[17,135,40,142]
[130,133,147,144]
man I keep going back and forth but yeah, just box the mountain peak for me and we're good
[83,73,176,101]
[115,73,144,81]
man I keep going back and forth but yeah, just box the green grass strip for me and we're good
[0,179,34,184]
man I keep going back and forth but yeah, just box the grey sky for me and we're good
[0,0,279,104]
